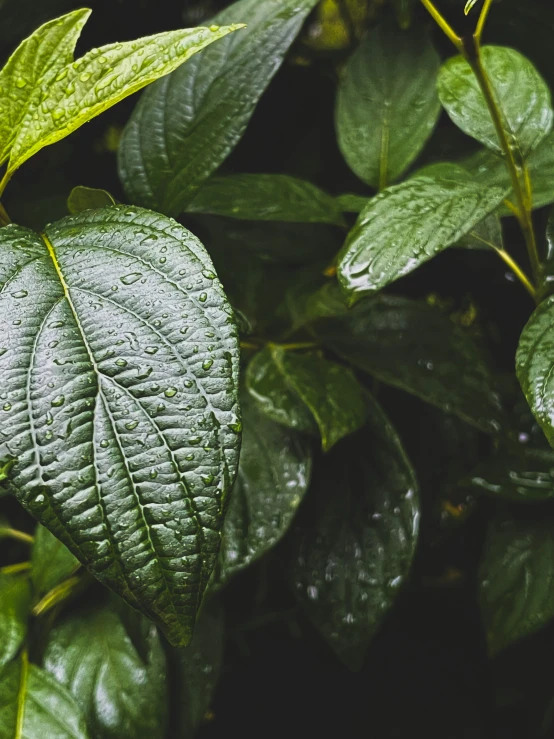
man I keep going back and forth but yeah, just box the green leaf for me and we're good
[456,212,503,251]
[291,394,419,670]
[0,206,241,646]
[246,346,367,451]
[31,524,79,595]
[0,574,31,669]
[218,392,312,584]
[67,186,116,215]
[312,294,506,434]
[516,296,554,449]
[479,514,554,654]
[6,20,243,176]
[43,604,167,739]
[539,206,554,299]
[187,174,346,226]
[0,655,90,739]
[0,9,91,166]
[437,46,553,156]
[177,601,224,738]
[337,168,508,300]
[118,0,319,215]
[336,22,440,189]
[336,193,368,214]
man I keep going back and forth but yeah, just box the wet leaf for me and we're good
[67,186,115,214]
[218,393,312,584]
[0,574,31,669]
[291,394,419,670]
[336,22,440,189]
[118,0,319,215]
[0,206,240,646]
[31,524,79,595]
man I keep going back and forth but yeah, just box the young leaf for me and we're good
[67,186,116,215]
[291,394,419,671]
[187,174,346,226]
[438,46,553,156]
[337,168,508,300]
[0,9,91,166]
[118,0,319,216]
[517,296,554,449]
[218,393,312,585]
[0,574,31,669]
[336,22,440,189]
[43,604,167,738]
[6,22,244,177]
[246,346,367,451]
[0,206,241,647]
[312,294,506,434]
[31,524,79,595]
[479,514,554,654]
[0,655,90,739]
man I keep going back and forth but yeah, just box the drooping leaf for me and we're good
[118,0,319,215]
[337,168,507,300]
[479,513,554,654]
[0,574,31,669]
[176,600,224,738]
[517,296,554,449]
[31,524,79,595]
[43,604,167,739]
[67,186,116,214]
[6,21,243,176]
[246,346,367,451]
[291,394,419,670]
[0,655,90,739]
[0,206,241,647]
[335,22,440,189]
[218,392,312,585]
[0,9,91,166]
[312,294,506,434]
[437,46,553,156]
[187,174,346,226]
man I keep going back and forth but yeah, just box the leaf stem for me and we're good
[0,170,10,199]
[32,574,82,617]
[491,246,536,299]
[0,528,34,545]
[278,342,318,351]
[16,649,28,739]
[419,0,463,51]
[0,561,32,575]
[0,200,11,226]
[475,0,494,41]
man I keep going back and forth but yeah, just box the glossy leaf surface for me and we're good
[31,524,79,595]
[0,207,241,646]
[0,574,30,669]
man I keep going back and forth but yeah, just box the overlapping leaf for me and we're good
[31,524,79,595]
[0,574,30,669]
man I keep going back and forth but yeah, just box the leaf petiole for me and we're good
[419,0,463,51]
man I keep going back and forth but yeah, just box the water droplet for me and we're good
[15,77,27,88]
[125,420,139,430]
[164,387,178,397]
[202,474,215,485]
[51,395,65,407]
[2,403,11,411]
[228,421,242,433]
[184,380,193,388]
[11,290,28,298]
[199,292,208,302]
[145,346,159,355]
[149,469,158,479]
[202,270,216,280]
[120,272,142,285]
[99,439,109,448]
[45,412,53,425]
[48,320,65,329]
[209,24,220,31]
[115,358,127,367]
[189,436,201,445]
[202,359,213,371]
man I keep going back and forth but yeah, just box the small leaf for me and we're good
[291,394,419,670]
[0,206,241,646]
[464,0,480,15]
[187,174,346,226]
[0,574,31,669]
[7,21,244,176]
[31,525,79,595]
[337,168,507,300]
[43,604,167,739]
[312,294,506,433]
[438,46,553,156]
[218,393,312,584]
[0,655,90,739]
[336,22,440,188]
[479,514,554,654]
[118,0,320,215]
[0,9,91,166]
[247,346,367,451]
[67,186,116,214]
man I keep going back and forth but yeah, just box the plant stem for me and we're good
[0,200,11,226]
[419,0,463,51]
[0,528,34,545]
[491,246,536,299]
[278,342,318,351]
[0,561,32,575]
[0,170,10,199]
[33,575,81,616]
[475,0,494,41]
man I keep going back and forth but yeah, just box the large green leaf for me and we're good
[0,206,241,646]
[118,0,319,216]
[0,9,90,166]
[187,174,345,226]
[517,297,554,449]
[0,656,89,738]
[438,46,553,156]
[337,168,507,300]
[218,393,312,585]
[43,604,167,739]
[291,394,419,670]
[479,514,554,654]
[5,18,243,177]
[312,294,506,434]
[31,524,79,595]
[0,574,31,669]
[246,346,367,451]
[335,22,440,189]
